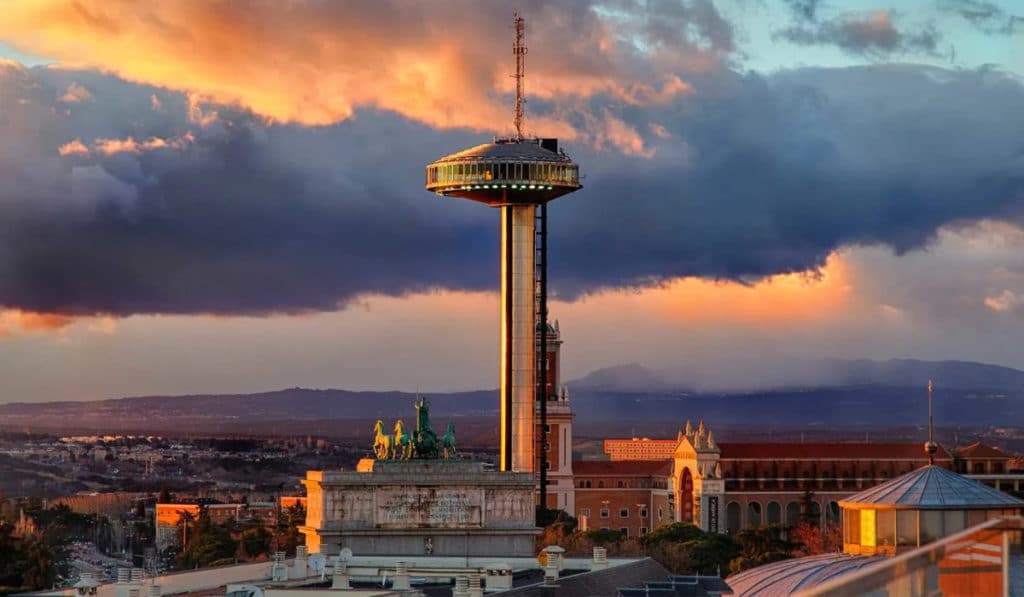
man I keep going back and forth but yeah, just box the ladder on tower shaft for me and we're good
[535,203,549,500]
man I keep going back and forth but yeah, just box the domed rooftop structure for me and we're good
[840,464,1024,510]
[727,553,886,596]
[425,137,581,206]
[839,462,1023,556]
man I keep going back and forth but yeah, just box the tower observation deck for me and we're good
[425,14,582,481]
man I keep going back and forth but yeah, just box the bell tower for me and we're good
[535,320,575,514]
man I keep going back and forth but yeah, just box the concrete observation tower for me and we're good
[425,14,582,492]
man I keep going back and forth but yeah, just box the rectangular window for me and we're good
[579,508,590,517]
[639,508,648,518]
[640,527,649,535]
[860,509,876,547]
[896,511,917,547]
[619,508,629,518]
[877,509,896,547]
[920,510,942,543]
[619,527,629,537]
[600,508,609,518]
[944,510,965,535]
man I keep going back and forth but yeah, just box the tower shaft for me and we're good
[500,204,536,472]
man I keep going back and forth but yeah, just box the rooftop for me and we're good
[573,460,674,476]
[957,442,1010,459]
[726,553,886,596]
[430,139,573,164]
[839,464,1024,510]
[495,557,671,597]
[718,442,952,461]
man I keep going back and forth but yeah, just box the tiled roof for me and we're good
[726,554,886,596]
[495,558,671,597]
[573,460,674,476]
[839,465,1024,509]
[719,442,951,460]
[957,442,1009,459]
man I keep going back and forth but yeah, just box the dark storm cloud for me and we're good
[548,65,1024,295]
[939,0,1023,35]
[775,11,942,57]
[1,62,1023,314]
[782,0,823,22]
[0,65,496,315]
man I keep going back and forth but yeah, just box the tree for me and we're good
[642,523,705,546]
[175,508,236,569]
[799,491,820,526]
[272,504,306,557]
[791,522,842,556]
[240,526,272,559]
[729,524,798,574]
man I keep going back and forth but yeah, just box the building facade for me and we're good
[572,460,674,538]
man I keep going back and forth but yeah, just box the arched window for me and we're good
[767,502,782,525]
[747,502,762,527]
[807,501,822,526]
[785,501,800,526]
[726,502,741,534]
[681,468,694,522]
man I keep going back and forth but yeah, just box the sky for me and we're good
[0,0,1023,401]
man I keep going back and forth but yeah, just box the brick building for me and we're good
[572,460,674,538]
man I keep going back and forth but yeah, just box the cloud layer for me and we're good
[0,59,1022,317]
[0,3,1022,319]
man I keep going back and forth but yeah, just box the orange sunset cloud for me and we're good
[0,310,75,335]
[0,1,711,155]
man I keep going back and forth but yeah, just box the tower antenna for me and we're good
[926,379,937,465]
[512,12,527,140]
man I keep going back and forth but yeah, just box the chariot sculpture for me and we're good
[373,398,458,460]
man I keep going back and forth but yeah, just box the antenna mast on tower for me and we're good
[926,379,937,465]
[512,13,527,140]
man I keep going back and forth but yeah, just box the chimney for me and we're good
[293,546,308,579]
[393,561,411,591]
[271,551,288,581]
[468,574,484,597]
[543,558,559,585]
[332,560,351,590]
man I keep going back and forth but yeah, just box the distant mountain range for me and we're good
[0,358,1021,436]
[567,358,1024,393]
